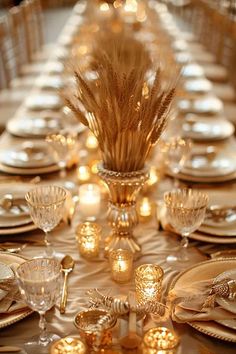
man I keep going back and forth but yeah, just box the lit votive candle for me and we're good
[78,184,101,220]
[85,132,99,151]
[77,165,91,184]
[76,222,101,259]
[109,249,133,283]
[135,264,164,304]
[146,166,159,187]
[137,197,155,222]
[50,336,86,354]
[142,327,179,354]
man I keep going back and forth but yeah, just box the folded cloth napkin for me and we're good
[0,263,28,316]
[168,277,236,323]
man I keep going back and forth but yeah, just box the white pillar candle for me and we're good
[78,184,101,220]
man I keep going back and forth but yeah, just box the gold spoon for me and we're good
[60,255,75,314]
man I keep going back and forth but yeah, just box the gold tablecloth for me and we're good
[0,3,236,353]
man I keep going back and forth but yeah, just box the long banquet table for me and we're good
[0,2,236,353]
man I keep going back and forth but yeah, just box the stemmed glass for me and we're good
[25,185,67,257]
[46,129,78,178]
[16,258,61,351]
[161,137,191,186]
[164,188,209,262]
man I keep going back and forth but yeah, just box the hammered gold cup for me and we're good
[74,309,116,349]
[135,264,164,305]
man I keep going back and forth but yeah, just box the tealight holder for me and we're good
[142,327,180,354]
[109,249,133,283]
[77,165,91,184]
[76,222,101,259]
[137,197,156,222]
[50,336,86,354]
[135,264,164,304]
[74,309,116,349]
[78,183,101,221]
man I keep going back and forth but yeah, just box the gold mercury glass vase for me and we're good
[98,163,149,259]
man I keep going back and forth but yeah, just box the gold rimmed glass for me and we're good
[25,185,67,257]
[164,188,209,262]
[16,258,61,350]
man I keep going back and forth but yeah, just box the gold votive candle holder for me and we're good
[135,264,164,304]
[77,165,91,184]
[74,309,116,349]
[142,327,180,354]
[109,249,133,283]
[137,197,156,222]
[50,336,86,354]
[76,222,101,259]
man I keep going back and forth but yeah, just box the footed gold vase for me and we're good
[98,164,148,259]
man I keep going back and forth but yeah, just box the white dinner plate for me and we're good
[0,262,14,301]
[183,78,212,94]
[182,115,234,141]
[182,153,236,178]
[178,96,223,115]
[7,115,64,138]
[0,141,56,169]
[36,75,65,90]
[25,94,63,111]
[181,63,205,78]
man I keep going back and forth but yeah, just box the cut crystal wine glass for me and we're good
[161,137,191,187]
[25,185,67,257]
[46,129,77,177]
[16,258,61,351]
[164,188,208,262]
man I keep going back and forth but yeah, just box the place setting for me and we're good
[0,141,60,175]
[25,94,64,112]
[7,112,65,139]
[0,183,37,236]
[182,114,235,142]
[158,188,236,246]
[170,144,236,183]
[169,258,236,343]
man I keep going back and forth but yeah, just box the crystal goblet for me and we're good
[162,137,191,187]
[25,185,67,257]
[16,258,61,350]
[46,129,77,177]
[164,188,208,262]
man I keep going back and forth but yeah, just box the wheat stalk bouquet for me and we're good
[64,34,178,172]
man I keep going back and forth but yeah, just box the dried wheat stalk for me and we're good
[64,34,178,172]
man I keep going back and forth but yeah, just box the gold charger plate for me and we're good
[0,252,32,329]
[0,222,36,235]
[169,169,236,183]
[0,161,60,175]
[170,258,236,342]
